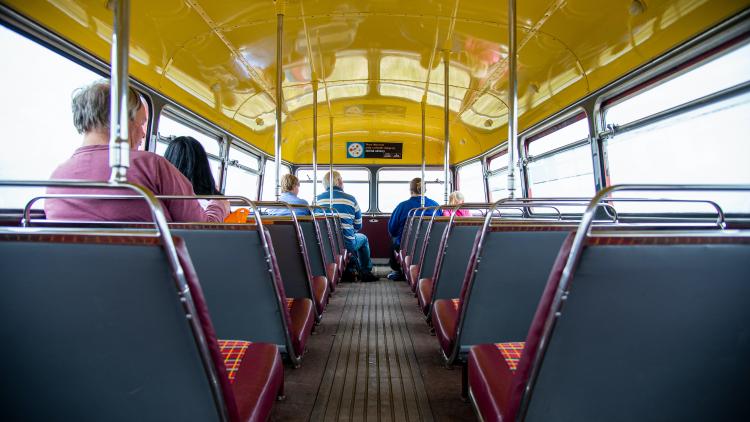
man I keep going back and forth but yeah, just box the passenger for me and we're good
[316,170,378,282]
[267,174,311,216]
[442,191,471,216]
[163,136,220,197]
[45,79,229,222]
[386,178,439,281]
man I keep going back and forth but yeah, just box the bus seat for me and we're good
[316,215,341,287]
[426,222,483,318]
[266,220,329,319]
[433,227,572,364]
[414,219,449,307]
[299,217,336,293]
[469,234,750,422]
[0,232,282,422]
[171,224,314,363]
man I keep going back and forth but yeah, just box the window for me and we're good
[487,149,509,172]
[297,168,370,212]
[155,113,223,182]
[603,41,750,214]
[224,145,261,200]
[0,25,102,209]
[377,168,449,212]
[525,114,594,204]
[457,161,486,203]
[487,150,508,201]
[260,160,291,201]
[605,42,750,127]
[488,170,509,201]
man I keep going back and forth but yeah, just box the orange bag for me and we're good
[224,208,250,223]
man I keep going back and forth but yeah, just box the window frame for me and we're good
[375,166,452,213]
[456,159,487,203]
[296,166,372,212]
[259,158,293,201]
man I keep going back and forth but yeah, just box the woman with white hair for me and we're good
[442,191,471,216]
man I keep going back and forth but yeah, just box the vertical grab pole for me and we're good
[506,0,518,199]
[421,95,427,207]
[109,0,131,183]
[274,3,285,200]
[329,116,334,205]
[312,79,319,204]
[443,49,450,205]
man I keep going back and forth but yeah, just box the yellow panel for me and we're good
[4,0,748,165]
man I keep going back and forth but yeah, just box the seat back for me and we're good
[403,214,421,255]
[521,235,750,421]
[431,222,482,302]
[456,227,571,357]
[170,225,293,352]
[265,219,315,301]
[299,218,327,277]
[418,219,449,280]
[410,216,430,266]
[316,215,337,267]
[0,233,232,421]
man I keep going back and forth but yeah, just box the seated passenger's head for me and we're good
[409,177,423,196]
[164,136,219,195]
[281,174,301,195]
[72,79,148,149]
[323,170,343,190]
[448,191,465,205]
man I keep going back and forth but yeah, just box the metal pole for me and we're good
[274,10,284,200]
[506,0,518,199]
[329,116,334,205]
[443,50,450,205]
[312,79,318,204]
[109,0,130,183]
[421,96,426,207]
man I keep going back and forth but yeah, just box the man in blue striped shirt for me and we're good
[316,171,378,282]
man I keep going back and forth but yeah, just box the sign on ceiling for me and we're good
[346,142,403,159]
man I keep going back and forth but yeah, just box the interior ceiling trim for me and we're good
[457,0,580,119]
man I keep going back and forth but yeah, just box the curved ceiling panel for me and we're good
[4,0,748,165]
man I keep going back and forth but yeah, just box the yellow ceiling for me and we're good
[5,0,749,164]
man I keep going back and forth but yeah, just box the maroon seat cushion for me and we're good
[312,275,329,315]
[408,264,420,291]
[432,298,460,357]
[468,343,518,422]
[326,262,338,291]
[402,255,412,276]
[225,341,284,422]
[287,298,315,357]
[417,278,434,315]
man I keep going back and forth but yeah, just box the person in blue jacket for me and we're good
[387,178,438,280]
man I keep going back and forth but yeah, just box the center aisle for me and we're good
[270,275,476,421]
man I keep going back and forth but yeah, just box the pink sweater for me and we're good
[45,145,228,223]
[442,208,471,217]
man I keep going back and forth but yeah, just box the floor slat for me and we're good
[272,276,476,421]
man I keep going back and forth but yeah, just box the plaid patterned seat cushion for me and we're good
[451,298,461,311]
[494,342,525,371]
[218,339,252,384]
[286,298,294,311]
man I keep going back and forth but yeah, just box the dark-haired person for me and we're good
[386,178,438,281]
[164,136,221,198]
[45,79,229,222]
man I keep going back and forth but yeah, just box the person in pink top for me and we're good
[442,191,471,217]
[45,80,229,222]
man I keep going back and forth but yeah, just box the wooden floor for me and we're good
[270,272,476,421]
